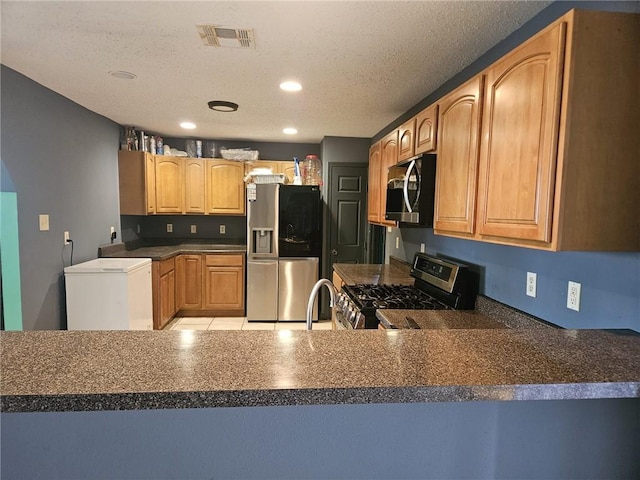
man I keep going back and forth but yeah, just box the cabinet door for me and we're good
[175,255,185,310]
[118,151,156,215]
[476,22,565,243]
[184,158,205,214]
[155,156,184,213]
[205,160,245,215]
[380,130,399,227]
[278,162,297,184]
[415,104,438,154]
[145,154,156,214]
[433,76,483,235]
[175,254,202,310]
[203,254,245,310]
[367,141,382,223]
[398,118,416,161]
[159,269,176,328]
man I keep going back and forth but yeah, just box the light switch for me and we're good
[39,214,50,231]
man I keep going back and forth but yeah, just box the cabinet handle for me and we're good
[331,249,338,256]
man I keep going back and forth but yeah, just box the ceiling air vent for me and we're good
[197,25,255,49]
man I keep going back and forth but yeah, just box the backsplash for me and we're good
[121,215,247,243]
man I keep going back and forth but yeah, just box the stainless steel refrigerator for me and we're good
[246,183,322,321]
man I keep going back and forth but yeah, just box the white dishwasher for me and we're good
[64,257,153,330]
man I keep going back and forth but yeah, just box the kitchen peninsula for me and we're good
[2,327,639,478]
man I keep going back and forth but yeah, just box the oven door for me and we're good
[332,306,352,330]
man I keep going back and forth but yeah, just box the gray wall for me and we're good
[1,66,122,330]
[1,66,326,329]
[2,399,639,479]
[380,1,640,331]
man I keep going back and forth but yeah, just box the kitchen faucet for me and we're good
[306,279,337,330]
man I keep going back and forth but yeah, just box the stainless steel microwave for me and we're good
[385,153,436,225]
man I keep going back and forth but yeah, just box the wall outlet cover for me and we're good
[526,272,537,298]
[191,225,197,234]
[220,225,226,234]
[567,281,581,311]
[167,223,173,233]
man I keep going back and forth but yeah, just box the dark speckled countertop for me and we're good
[377,309,509,330]
[1,329,639,412]
[333,259,413,286]
[100,242,246,261]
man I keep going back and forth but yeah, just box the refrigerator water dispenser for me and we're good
[252,228,274,255]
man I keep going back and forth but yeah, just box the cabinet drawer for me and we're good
[205,254,244,267]
[159,257,175,276]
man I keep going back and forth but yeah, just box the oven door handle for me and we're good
[403,160,416,213]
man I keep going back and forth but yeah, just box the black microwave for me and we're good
[385,153,436,226]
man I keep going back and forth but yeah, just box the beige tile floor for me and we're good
[168,317,333,331]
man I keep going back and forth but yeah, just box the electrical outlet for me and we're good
[526,272,537,298]
[191,225,197,234]
[166,224,173,233]
[39,214,50,231]
[567,281,581,311]
[110,226,115,235]
[395,237,399,249]
[420,243,425,253]
[219,225,226,235]
[110,226,116,241]
[136,224,141,234]
[64,231,70,245]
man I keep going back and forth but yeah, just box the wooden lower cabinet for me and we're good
[203,254,245,313]
[175,254,202,310]
[153,253,245,329]
[152,257,176,330]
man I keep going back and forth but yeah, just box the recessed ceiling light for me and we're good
[280,81,302,92]
[180,122,197,130]
[208,100,239,112]
[108,70,137,80]
[283,127,298,135]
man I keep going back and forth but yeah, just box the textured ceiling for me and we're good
[1,1,552,143]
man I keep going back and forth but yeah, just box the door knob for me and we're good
[331,249,338,256]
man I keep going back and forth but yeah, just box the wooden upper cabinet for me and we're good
[415,104,438,154]
[433,9,639,251]
[279,162,297,184]
[433,75,483,236]
[397,118,416,161]
[184,158,206,214]
[205,160,246,215]
[145,154,156,214]
[118,151,156,215]
[155,156,184,213]
[367,141,382,224]
[476,20,565,244]
[379,130,398,227]
[246,160,296,183]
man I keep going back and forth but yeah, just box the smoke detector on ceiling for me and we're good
[197,25,255,49]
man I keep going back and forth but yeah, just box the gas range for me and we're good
[334,253,474,329]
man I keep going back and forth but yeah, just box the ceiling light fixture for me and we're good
[108,70,137,80]
[208,100,239,112]
[283,127,298,135]
[280,81,302,92]
[180,122,197,129]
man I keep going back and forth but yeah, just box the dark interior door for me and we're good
[327,163,368,266]
[320,162,369,318]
